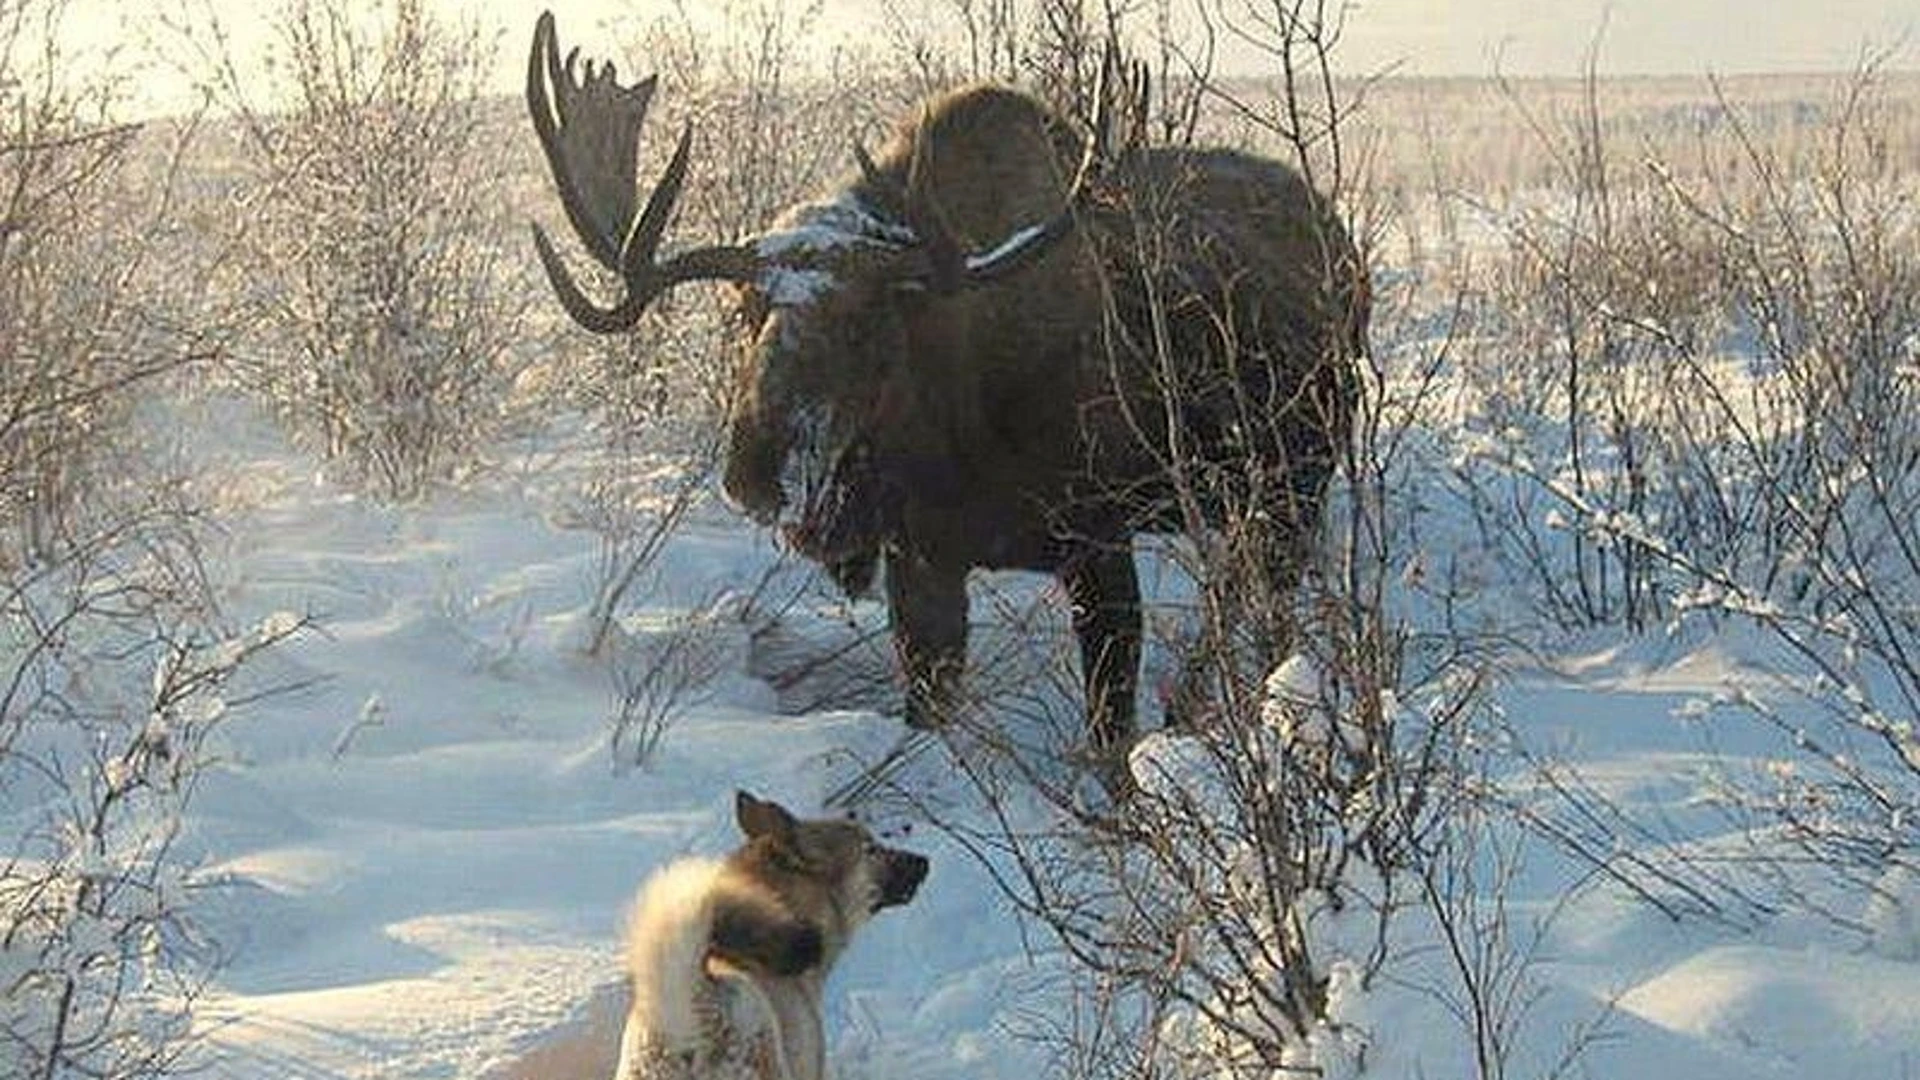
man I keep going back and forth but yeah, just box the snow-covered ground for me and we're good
[148,384,1920,1080]
[177,402,1069,1079]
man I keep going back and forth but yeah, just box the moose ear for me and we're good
[735,790,798,844]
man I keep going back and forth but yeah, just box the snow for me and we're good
[750,193,920,309]
[748,192,921,311]
[754,194,917,261]
[140,401,1020,1079]
[3,263,1887,1080]
[131,390,1920,1080]
[759,266,840,308]
[1618,944,1920,1069]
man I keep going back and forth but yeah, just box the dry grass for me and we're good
[1343,70,1920,197]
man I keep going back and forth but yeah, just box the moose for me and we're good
[526,12,1368,764]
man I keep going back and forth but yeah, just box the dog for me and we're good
[613,790,929,1080]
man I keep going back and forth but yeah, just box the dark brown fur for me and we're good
[720,85,1368,753]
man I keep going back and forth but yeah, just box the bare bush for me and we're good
[1441,52,1752,630]
[1453,50,1920,628]
[878,0,1210,142]
[2,4,307,1074]
[2,567,309,1078]
[0,6,196,565]
[608,592,735,769]
[187,0,521,501]
[1451,50,1920,927]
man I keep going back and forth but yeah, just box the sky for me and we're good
[1307,0,1916,76]
[44,0,1920,118]
[467,0,1913,76]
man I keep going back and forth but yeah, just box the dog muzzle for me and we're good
[875,849,929,911]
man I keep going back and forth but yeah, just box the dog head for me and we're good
[733,790,929,935]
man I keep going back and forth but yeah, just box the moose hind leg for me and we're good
[886,551,968,730]
[1061,546,1141,754]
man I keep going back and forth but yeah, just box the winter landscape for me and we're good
[5,1,1920,1078]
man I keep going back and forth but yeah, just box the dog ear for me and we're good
[734,790,798,845]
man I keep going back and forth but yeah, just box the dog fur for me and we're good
[612,791,929,1080]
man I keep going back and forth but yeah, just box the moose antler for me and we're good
[527,11,763,333]
[890,58,1110,293]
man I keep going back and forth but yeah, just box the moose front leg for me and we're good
[886,551,968,730]
[1061,545,1141,755]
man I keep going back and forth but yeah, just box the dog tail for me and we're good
[624,856,728,1044]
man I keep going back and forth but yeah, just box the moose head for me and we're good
[527,12,1098,591]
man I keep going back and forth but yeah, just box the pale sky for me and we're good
[476,0,1916,76]
[50,0,1920,117]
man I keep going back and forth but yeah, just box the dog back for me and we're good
[615,858,807,1080]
